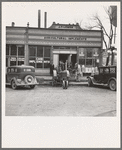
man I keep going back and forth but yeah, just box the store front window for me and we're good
[6,44,24,67]
[29,46,50,68]
[79,48,99,67]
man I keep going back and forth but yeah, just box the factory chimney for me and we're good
[44,12,47,28]
[38,10,41,28]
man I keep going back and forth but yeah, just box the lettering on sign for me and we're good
[102,52,108,57]
[79,48,84,56]
[44,36,87,41]
[11,57,16,61]
[18,58,24,61]
[93,52,98,56]
[29,60,35,63]
[36,57,43,61]
[56,25,75,29]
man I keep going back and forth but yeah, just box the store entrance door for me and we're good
[71,54,77,67]
[59,54,69,63]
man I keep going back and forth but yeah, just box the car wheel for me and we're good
[88,78,93,87]
[24,75,34,84]
[30,85,35,89]
[109,80,116,91]
[11,80,17,90]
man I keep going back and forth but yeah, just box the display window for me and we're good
[6,44,24,67]
[79,47,99,67]
[29,46,50,69]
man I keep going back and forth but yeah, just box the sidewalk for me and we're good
[36,75,88,86]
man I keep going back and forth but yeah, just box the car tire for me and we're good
[109,79,116,91]
[24,75,34,84]
[30,85,35,89]
[88,78,93,87]
[11,80,17,90]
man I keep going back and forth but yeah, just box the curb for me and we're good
[37,81,88,86]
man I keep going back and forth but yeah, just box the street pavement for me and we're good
[5,84,116,116]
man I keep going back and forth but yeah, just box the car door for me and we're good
[6,68,15,83]
[6,68,11,83]
[102,67,110,84]
[94,67,104,83]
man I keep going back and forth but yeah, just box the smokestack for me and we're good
[11,22,15,27]
[44,12,47,28]
[38,10,41,28]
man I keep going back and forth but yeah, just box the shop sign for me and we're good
[55,25,76,29]
[79,48,84,56]
[29,60,35,63]
[18,58,24,61]
[102,52,108,57]
[93,52,98,56]
[36,57,43,61]
[36,57,43,63]
[11,57,16,61]
[44,36,87,41]
[44,61,50,63]
[79,52,84,56]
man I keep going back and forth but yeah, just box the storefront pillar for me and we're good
[68,54,71,65]
[8,45,11,67]
[24,28,29,65]
[77,47,79,63]
[99,48,103,66]
[24,44,29,65]
[50,46,53,64]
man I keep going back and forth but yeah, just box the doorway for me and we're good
[71,54,77,67]
[59,54,69,63]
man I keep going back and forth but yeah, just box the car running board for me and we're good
[92,81,108,86]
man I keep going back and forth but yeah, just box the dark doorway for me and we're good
[71,54,77,67]
[59,54,69,63]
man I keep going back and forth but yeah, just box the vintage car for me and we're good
[87,66,116,91]
[6,65,39,89]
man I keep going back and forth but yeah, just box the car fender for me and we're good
[10,77,18,85]
[87,76,97,84]
[87,76,94,80]
[107,77,116,85]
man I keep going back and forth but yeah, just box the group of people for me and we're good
[50,60,83,81]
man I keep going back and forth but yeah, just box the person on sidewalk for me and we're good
[50,62,54,76]
[75,63,82,81]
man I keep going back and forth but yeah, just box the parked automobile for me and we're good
[6,65,39,90]
[87,66,116,91]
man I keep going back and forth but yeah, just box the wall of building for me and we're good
[6,26,103,74]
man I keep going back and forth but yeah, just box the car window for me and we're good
[110,68,115,73]
[104,68,109,74]
[11,68,14,73]
[99,68,103,74]
[7,68,10,73]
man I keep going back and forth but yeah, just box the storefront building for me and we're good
[6,22,103,74]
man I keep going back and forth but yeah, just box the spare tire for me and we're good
[24,75,34,84]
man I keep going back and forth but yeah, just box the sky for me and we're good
[2,2,118,28]
[2,1,120,48]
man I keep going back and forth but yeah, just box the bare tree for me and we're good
[85,6,117,66]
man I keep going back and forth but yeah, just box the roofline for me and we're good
[6,26,103,32]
